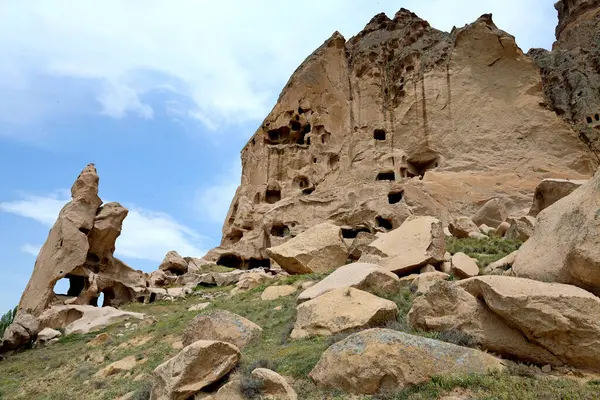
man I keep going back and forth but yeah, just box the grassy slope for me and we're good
[1,239,598,399]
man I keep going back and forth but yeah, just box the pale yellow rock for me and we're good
[291,288,398,339]
[504,216,536,242]
[261,285,297,301]
[496,222,510,237]
[116,392,135,400]
[528,178,586,217]
[171,341,183,350]
[151,341,240,400]
[95,356,137,378]
[482,251,518,275]
[309,328,504,394]
[182,310,262,350]
[39,305,145,335]
[451,253,479,279]
[297,262,401,304]
[420,265,436,273]
[251,368,298,400]
[266,223,348,274]
[188,302,211,312]
[411,272,450,294]
[37,327,61,343]
[449,216,479,239]
[300,281,315,290]
[159,250,188,275]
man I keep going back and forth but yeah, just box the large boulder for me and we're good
[159,251,188,276]
[408,276,600,369]
[290,288,398,339]
[472,198,511,228]
[347,232,377,261]
[451,252,479,279]
[528,178,587,217]
[360,216,445,275]
[251,368,298,400]
[410,272,450,294]
[448,216,479,239]
[266,223,348,274]
[38,305,146,335]
[296,262,401,304]
[513,170,600,294]
[182,310,262,350]
[151,340,240,400]
[0,312,40,353]
[309,328,504,394]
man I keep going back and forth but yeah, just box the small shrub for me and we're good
[383,318,411,333]
[239,375,265,399]
[507,362,537,378]
[436,330,477,348]
[0,306,17,337]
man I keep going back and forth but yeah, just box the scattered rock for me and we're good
[95,355,137,378]
[542,364,552,373]
[152,340,240,400]
[513,171,600,294]
[232,271,274,294]
[149,270,176,288]
[309,328,504,394]
[411,272,450,294]
[266,223,348,274]
[420,265,436,273]
[0,312,40,353]
[182,310,262,350]
[479,224,496,236]
[496,221,510,237]
[451,252,479,279]
[291,288,398,339]
[188,302,211,312]
[261,285,297,301]
[528,179,587,217]
[482,251,518,275]
[468,231,488,240]
[36,327,61,344]
[251,368,298,400]
[472,198,511,228]
[449,216,479,239]
[159,250,188,276]
[297,262,401,304]
[504,216,536,242]
[347,232,378,261]
[38,305,145,335]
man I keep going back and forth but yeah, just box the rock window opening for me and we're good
[217,254,243,269]
[225,229,244,245]
[228,202,239,224]
[270,223,290,238]
[341,226,371,239]
[149,292,157,304]
[388,190,404,204]
[596,114,600,121]
[97,292,105,307]
[376,216,394,230]
[374,129,386,141]
[65,275,85,297]
[313,157,318,163]
[321,132,331,144]
[293,176,310,190]
[291,120,302,131]
[266,183,282,204]
[376,171,396,181]
[587,116,593,124]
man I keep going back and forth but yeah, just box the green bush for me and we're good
[0,306,17,337]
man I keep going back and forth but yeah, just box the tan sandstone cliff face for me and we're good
[206,9,596,268]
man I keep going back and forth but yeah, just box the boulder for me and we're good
[528,178,587,217]
[409,276,600,369]
[411,272,450,294]
[261,285,297,301]
[266,223,348,274]
[420,265,436,273]
[495,221,510,237]
[152,340,240,400]
[159,251,188,276]
[482,251,518,275]
[182,310,262,350]
[449,216,479,239]
[297,262,401,304]
[0,312,40,353]
[347,232,377,261]
[504,216,536,242]
[95,355,138,377]
[468,231,488,240]
[472,198,511,228]
[290,288,398,339]
[232,271,274,294]
[36,327,61,344]
[188,302,211,312]
[149,270,176,288]
[479,224,496,236]
[213,270,246,287]
[251,368,298,400]
[38,305,145,335]
[360,216,445,275]
[451,252,479,279]
[513,171,600,294]
[441,252,452,274]
[309,328,504,394]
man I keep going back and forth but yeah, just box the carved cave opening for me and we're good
[293,175,310,190]
[266,183,282,204]
[224,229,244,245]
[388,190,404,204]
[66,275,85,297]
[374,129,386,141]
[266,122,312,145]
[376,171,396,181]
[376,216,394,230]
[217,254,243,269]
[247,258,271,270]
[404,155,440,180]
[341,226,371,239]
[270,223,291,238]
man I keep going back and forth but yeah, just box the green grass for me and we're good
[445,237,522,268]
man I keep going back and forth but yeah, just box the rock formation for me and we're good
[18,164,146,316]
[205,8,596,268]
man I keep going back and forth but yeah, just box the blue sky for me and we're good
[0,0,557,313]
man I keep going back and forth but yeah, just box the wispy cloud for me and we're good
[20,243,41,257]
[0,192,207,263]
[195,159,241,224]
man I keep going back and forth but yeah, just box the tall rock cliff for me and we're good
[206,8,597,269]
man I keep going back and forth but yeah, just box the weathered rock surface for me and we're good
[266,223,348,274]
[151,340,240,400]
[36,327,61,344]
[182,310,262,350]
[451,252,479,279]
[528,178,587,217]
[205,8,595,269]
[251,368,298,400]
[449,216,479,239]
[409,276,600,369]
[297,262,401,304]
[95,355,138,377]
[261,285,297,301]
[159,251,188,276]
[360,216,445,275]
[482,251,518,275]
[291,288,398,339]
[472,198,513,228]
[38,305,145,335]
[347,231,377,261]
[17,165,146,318]
[309,328,504,394]
[513,169,600,294]
[0,312,40,353]
[504,216,536,242]
[411,271,450,294]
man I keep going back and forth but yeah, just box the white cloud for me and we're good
[0,193,207,263]
[20,243,41,257]
[0,1,557,130]
[196,159,241,224]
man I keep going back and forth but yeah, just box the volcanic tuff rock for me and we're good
[17,164,146,317]
[206,8,596,268]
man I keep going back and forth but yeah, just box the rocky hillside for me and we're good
[3,2,600,400]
